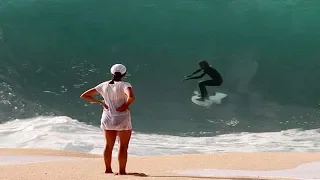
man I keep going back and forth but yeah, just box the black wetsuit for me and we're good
[186,67,223,99]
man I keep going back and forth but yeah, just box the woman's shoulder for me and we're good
[98,80,111,85]
[95,80,111,88]
[118,81,132,87]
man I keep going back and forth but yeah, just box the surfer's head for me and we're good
[110,63,126,82]
[198,60,209,69]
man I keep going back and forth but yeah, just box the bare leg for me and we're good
[104,130,117,173]
[115,130,132,175]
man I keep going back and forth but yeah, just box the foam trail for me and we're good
[0,116,320,156]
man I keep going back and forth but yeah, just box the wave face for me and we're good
[0,0,320,139]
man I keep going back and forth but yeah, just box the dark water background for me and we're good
[1,0,320,136]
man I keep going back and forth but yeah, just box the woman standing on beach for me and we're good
[80,63,135,175]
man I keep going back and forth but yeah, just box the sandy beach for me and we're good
[1,148,320,180]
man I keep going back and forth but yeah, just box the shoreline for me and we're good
[1,148,320,180]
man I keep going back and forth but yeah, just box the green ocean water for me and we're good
[1,0,320,136]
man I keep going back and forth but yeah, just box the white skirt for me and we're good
[100,109,132,130]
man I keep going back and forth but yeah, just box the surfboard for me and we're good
[191,91,227,107]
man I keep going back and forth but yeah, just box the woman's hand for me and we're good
[99,101,108,109]
[116,103,129,112]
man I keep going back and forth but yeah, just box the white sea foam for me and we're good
[0,116,319,156]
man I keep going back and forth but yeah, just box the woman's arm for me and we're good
[116,87,135,112]
[125,87,135,106]
[80,88,104,104]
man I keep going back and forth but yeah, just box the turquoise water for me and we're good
[0,0,320,138]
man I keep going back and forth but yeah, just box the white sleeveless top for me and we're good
[95,80,132,130]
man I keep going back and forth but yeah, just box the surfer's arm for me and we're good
[186,69,202,77]
[185,72,206,80]
[80,88,104,104]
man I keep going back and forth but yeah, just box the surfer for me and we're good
[184,60,223,101]
[80,63,135,175]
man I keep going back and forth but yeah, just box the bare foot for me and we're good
[105,168,113,174]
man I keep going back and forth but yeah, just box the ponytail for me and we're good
[109,72,125,84]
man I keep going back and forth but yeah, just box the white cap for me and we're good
[110,63,126,75]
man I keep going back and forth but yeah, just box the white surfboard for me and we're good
[191,91,227,107]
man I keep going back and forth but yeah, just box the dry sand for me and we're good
[1,148,320,180]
